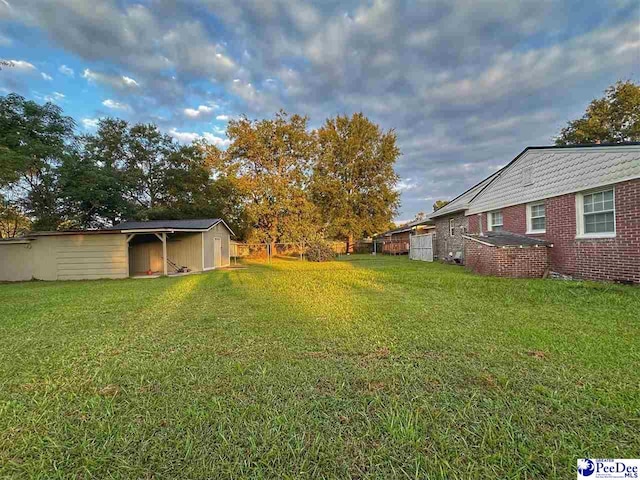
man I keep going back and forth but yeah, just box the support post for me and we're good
[162,232,168,276]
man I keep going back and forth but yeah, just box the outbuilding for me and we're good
[0,218,234,282]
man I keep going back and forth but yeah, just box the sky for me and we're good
[0,0,638,221]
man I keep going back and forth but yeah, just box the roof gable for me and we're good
[429,170,502,219]
[467,144,640,215]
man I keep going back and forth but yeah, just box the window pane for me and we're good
[604,190,613,201]
[531,204,545,217]
[584,212,614,234]
[604,199,614,211]
[532,217,545,230]
[492,212,503,225]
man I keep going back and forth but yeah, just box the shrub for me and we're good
[305,240,336,262]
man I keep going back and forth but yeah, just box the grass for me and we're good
[0,255,639,479]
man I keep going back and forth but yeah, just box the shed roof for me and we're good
[467,143,640,215]
[463,232,551,247]
[108,218,234,235]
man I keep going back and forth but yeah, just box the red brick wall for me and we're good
[466,178,640,283]
[464,239,549,278]
[546,179,640,283]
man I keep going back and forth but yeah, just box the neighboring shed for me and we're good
[375,219,435,255]
[0,218,234,282]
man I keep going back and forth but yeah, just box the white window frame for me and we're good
[487,211,503,231]
[449,218,455,236]
[526,201,546,234]
[575,187,616,239]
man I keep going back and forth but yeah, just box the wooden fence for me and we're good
[409,233,433,262]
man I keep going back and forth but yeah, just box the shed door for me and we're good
[214,237,222,267]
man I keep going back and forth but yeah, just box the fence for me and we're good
[409,233,433,262]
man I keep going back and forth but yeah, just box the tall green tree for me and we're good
[312,113,400,252]
[0,93,75,230]
[211,111,318,244]
[556,81,640,145]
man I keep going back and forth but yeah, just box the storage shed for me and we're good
[0,218,234,282]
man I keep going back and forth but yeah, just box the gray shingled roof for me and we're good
[429,170,502,219]
[464,232,551,247]
[108,218,225,231]
[467,144,640,215]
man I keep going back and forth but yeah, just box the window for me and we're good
[449,218,455,236]
[577,188,615,237]
[488,211,503,231]
[527,202,546,233]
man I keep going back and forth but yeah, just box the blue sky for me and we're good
[0,0,638,221]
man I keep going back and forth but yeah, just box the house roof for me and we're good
[376,218,434,237]
[428,169,503,219]
[463,231,551,247]
[466,143,640,215]
[108,218,228,232]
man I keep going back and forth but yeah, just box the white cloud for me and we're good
[2,59,36,72]
[58,64,74,77]
[184,104,215,118]
[169,128,230,147]
[102,99,130,110]
[82,118,100,129]
[122,75,139,87]
[41,72,52,81]
[215,114,229,121]
[84,68,140,91]
[44,91,65,103]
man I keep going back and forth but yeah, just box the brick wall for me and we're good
[434,212,468,260]
[546,179,640,283]
[466,178,640,283]
[464,238,550,278]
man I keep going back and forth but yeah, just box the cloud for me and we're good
[83,68,140,91]
[184,104,216,118]
[58,64,74,77]
[215,114,229,121]
[44,91,65,103]
[169,128,230,147]
[81,118,100,129]
[41,72,52,81]
[102,99,130,111]
[2,59,36,72]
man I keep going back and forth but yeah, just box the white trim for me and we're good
[213,236,222,267]
[449,218,455,236]
[575,186,616,239]
[526,201,546,234]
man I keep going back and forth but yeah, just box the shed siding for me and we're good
[129,241,163,274]
[54,235,128,280]
[167,233,203,272]
[0,244,33,281]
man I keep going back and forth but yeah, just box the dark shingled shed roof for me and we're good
[463,231,551,247]
[107,218,235,235]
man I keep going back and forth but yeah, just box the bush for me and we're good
[305,240,336,262]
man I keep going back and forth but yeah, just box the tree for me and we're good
[556,81,640,145]
[0,93,75,230]
[312,113,400,252]
[432,200,449,211]
[0,195,30,238]
[210,111,318,244]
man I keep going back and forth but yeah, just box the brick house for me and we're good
[428,143,640,283]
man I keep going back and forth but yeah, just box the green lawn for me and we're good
[0,256,638,479]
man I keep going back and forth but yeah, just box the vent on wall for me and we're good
[521,166,534,186]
